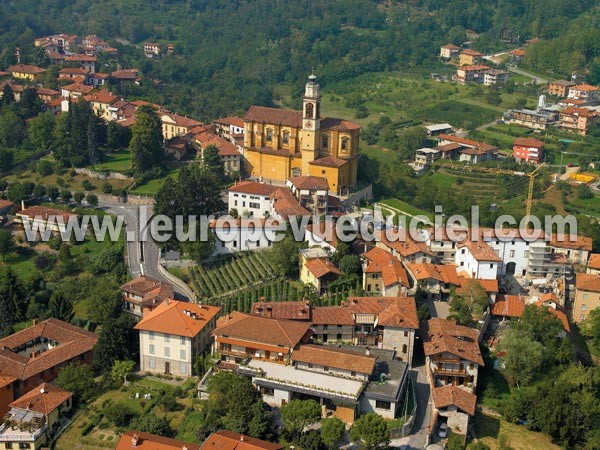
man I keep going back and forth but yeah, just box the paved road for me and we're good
[505,65,548,84]
[99,200,194,301]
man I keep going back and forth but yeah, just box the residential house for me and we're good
[212,312,313,364]
[0,200,14,217]
[574,273,600,323]
[251,300,312,321]
[243,74,360,194]
[506,108,557,130]
[425,123,453,136]
[513,137,544,163]
[508,49,526,62]
[455,240,500,280]
[0,376,16,418]
[440,44,461,59]
[116,430,200,450]
[7,64,46,81]
[304,220,339,253]
[195,131,241,174]
[361,246,409,296]
[437,134,498,163]
[161,112,202,140]
[0,384,72,450]
[567,84,598,102]
[36,87,60,104]
[431,385,477,437]
[164,135,193,161]
[210,218,281,254]
[144,42,161,57]
[213,116,245,142]
[34,34,77,52]
[286,176,329,215]
[557,106,598,136]
[135,299,221,377]
[300,257,343,294]
[201,431,283,450]
[548,80,576,98]
[269,187,310,221]
[376,229,433,264]
[549,233,592,266]
[227,181,277,218]
[83,90,120,121]
[111,69,141,84]
[458,49,483,66]
[587,254,600,275]
[60,82,93,100]
[87,72,109,87]
[58,67,88,82]
[0,319,97,397]
[120,276,174,317]
[64,54,96,73]
[455,65,491,84]
[413,148,440,170]
[405,263,460,299]
[424,227,462,264]
[15,205,80,234]
[483,69,509,86]
[491,294,570,335]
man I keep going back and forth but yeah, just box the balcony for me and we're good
[433,368,467,377]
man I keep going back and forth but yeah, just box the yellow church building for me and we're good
[242,74,360,195]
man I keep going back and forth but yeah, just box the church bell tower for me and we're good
[300,73,321,175]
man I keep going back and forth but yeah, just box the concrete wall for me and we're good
[382,327,414,364]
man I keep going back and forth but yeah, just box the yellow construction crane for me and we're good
[430,160,546,217]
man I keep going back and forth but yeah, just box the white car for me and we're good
[438,423,449,438]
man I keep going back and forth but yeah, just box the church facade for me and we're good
[242,74,360,195]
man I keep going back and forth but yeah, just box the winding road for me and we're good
[99,199,195,301]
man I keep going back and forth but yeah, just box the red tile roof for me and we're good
[304,258,343,279]
[134,300,221,338]
[0,199,15,210]
[550,234,592,252]
[571,84,598,92]
[560,107,597,118]
[251,301,312,320]
[270,188,310,220]
[195,131,240,157]
[491,295,525,317]
[117,430,200,450]
[456,277,499,294]
[162,112,203,128]
[309,156,349,168]
[227,181,278,196]
[111,69,140,80]
[576,273,600,293]
[244,106,302,128]
[65,54,96,62]
[362,247,409,286]
[461,49,483,56]
[422,318,484,365]
[513,137,544,148]
[10,383,72,415]
[311,306,354,325]
[291,344,376,374]
[7,64,46,74]
[437,134,498,152]
[201,430,283,450]
[320,117,361,131]
[406,263,460,285]
[378,231,432,258]
[432,385,476,415]
[213,312,312,348]
[458,240,501,262]
[16,205,79,223]
[0,374,17,389]
[62,83,93,94]
[214,116,245,128]
[83,89,119,104]
[535,295,570,332]
[0,319,97,381]
[121,276,174,308]
[588,254,600,270]
[287,176,329,190]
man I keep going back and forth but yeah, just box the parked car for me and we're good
[438,422,449,438]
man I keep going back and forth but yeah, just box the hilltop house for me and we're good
[286,176,329,215]
[195,131,241,174]
[135,300,221,377]
[513,137,544,164]
[227,181,277,218]
[440,44,460,59]
[458,49,483,66]
[300,255,343,294]
[120,276,174,317]
[548,80,576,98]
[361,246,409,296]
[7,64,46,81]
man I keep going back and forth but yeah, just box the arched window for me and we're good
[282,131,290,145]
[402,344,408,354]
[341,137,349,151]
[266,128,273,142]
[321,134,329,149]
[305,102,314,118]
[291,167,301,177]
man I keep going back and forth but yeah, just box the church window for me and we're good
[266,128,273,142]
[305,103,314,118]
[283,131,290,145]
[321,134,329,149]
[341,137,349,151]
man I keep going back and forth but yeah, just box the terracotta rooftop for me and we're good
[576,273,600,293]
[201,430,283,450]
[374,297,419,329]
[571,84,598,92]
[61,83,93,94]
[7,64,46,74]
[83,89,119,104]
[0,199,15,210]
[458,64,491,71]
[308,156,349,168]
[456,277,499,294]
[227,181,278,196]
[287,176,329,191]
[432,385,476,415]
[214,116,245,128]
[16,205,79,223]
[10,383,72,415]
[304,258,343,279]
[535,295,570,332]
[251,301,312,320]
[111,69,140,80]
[244,106,302,128]
[588,254,600,270]
[550,233,592,252]
[36,87,60,96]
[491,295,526,318]
[422,318,484,366]
[406,263,460,285]
[195,131,240,157]
[0,318,97,381]
[458,240,501,262]
[441,44,461,50]
[320,117,361,131]
[270,187,310,220]
[514,137,544,148]
[213,312,312,348]
[509,49,526,57]
[560,107,597,118]
[437,134,498,152]
[120,276,174,308]
[311,306,354,325]
[362,247,409,287]
[116,430,200,450]
[65,54,96,62]
[460,49,483,56]
[0,374,17,389]
[378,231,432,258]
[134,300,221,338]
[162,112,203,128]
[291,344,376,375]
[550,80,575,87]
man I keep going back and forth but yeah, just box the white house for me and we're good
[455,240,500,280]
[227,181,277,218]
[210,217,284,255]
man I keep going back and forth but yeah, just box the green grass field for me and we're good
[90,149,133,173]
[472,413,561,450]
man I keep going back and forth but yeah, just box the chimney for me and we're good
[21,200,26,210]
[182,446,188,450]
[365,346,371,356]
[131,433,140,447]
[32,319,37,326]
[240,436,245,442]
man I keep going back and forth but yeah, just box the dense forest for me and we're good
[0,0,598,119]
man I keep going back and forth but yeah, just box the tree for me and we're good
[459,279,489,313]
[321,417,346,449]
[55,363,96,402]
[111,360,135,385]
[497,327,544,387]
[0,229,15,261]
[86,193,98,206]
[28,113,56,151]
[129,414,171,437]
[271,227,304,277]
[74,191,85,206]
[349,413,390,450]
[448,298,474,326]
[93,314,138,372]
[582,308,600,348]
[281,399,321,443]
[48,289,75,322]
[0,110,26,148]
[202,145,226,185]
[87,282,122,324]
[60,189,72,203]
[0,268,25,332]
[339,254,361,276]
[102,182,113,194]
[129,105,163,173]
[47,186,60,201]
[486,90,502,106]
[447,434,465,450]
[577,184,593,200]
[103,402,137,427]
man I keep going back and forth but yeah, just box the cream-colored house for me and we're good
[135,300,221,377]
[574,273,600,323]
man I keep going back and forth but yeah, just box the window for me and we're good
[509,250,515,258]
[404,330,409,337]
[489,264,494,268]
[351,371,357,377]
[337,333,342,340]
[180,336,186,345]
[180,362,187,374]
[461,249,465,254]
[324,366,329,371]
[149,331,155,340]
[305,102,314,118]
[322,134,329,149]
[469,363,474,370]
[283,131,290,144]
[149,344,155,355]
[180,349,186,360]
[402,344,407,353]
[341,137,349,151]
[164,347,171,357]
[376,400,391,410]
[164,334,170,343]
[149,358,156,369]
[323,325,328,330]
[308,363,313,369]
[582,304,587,311]
[266,128,273,142]
[261,387,274,396]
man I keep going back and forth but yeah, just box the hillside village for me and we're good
[0,25,599,450]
